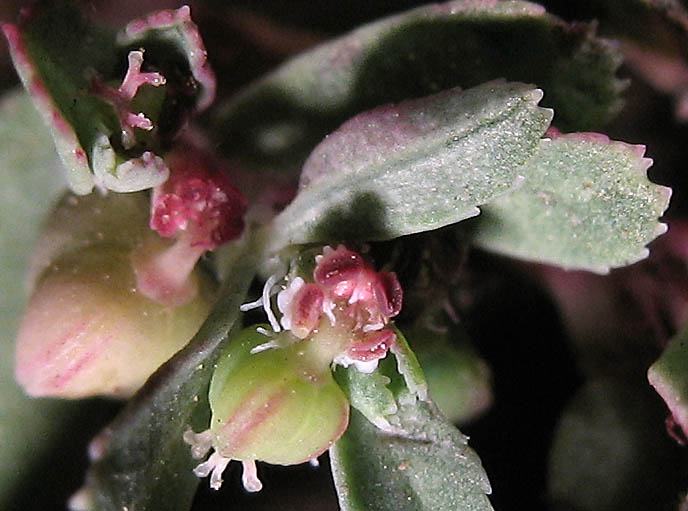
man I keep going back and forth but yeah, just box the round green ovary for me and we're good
[209,328,349,465]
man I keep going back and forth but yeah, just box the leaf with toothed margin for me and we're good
[648,322,688,442]
[79,241,259,511]
[213,0,622,170]
[469,132,672,273]
[389,326,429,402]
[331,326,492,511]
[334,365,399,433]
[267,81,552,249]
[333,326,429,433]
[331,389,493,511]
[2,3,214,195]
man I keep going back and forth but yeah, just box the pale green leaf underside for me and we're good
[334,366,399,432]
[0,91,71,504]
[331,402,493,511]
[471,133,671,272]
[269,81,552,249]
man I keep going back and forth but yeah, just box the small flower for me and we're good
[132,144,247,306]
[249,244,403,373]
[187,246,403,490]
[90,50,166,149]
[149,149,246,248]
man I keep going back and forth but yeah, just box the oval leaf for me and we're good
[331,403,493,511]
[471,133,672,272]
[214,0,622,168]
[268,81,552,249]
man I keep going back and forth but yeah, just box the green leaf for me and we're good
[549,377,682,511]
[334,365,399,432]
[332,325,492,511]
[0,90,73,506]
[331,402,493,511]
[214,0,622,168]
[389,327,429,402]
[268,81,552,249]
[648,322,688,442]
[470,133,671,272]
[81,245,259,511]
[2,3,118,194]
[404,323,492,425]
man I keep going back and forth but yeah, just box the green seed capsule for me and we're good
[185,326,349,491]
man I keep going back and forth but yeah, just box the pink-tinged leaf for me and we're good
[533,219,688,377]
[269,81,551,248]
[117,5,216,111]
[2,22,94,194]
[473,132,672,272]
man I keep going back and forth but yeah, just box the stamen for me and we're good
[262,274,281,333]
[209,456,231,491]
[239,297,264,312]
[250,339,281,354]
[241,460,263,492]
[183,428,214,459]
[193,451,225,479]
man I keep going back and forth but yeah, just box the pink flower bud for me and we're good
[133,144,247,306]
[149,148,246,249]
